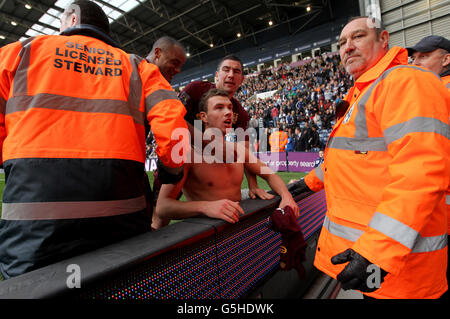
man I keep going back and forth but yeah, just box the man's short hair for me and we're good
[151,36,185,54]
[347,16,385,38]
[69,0,110,34]
[199,88,230,113]
[217,55,243,71]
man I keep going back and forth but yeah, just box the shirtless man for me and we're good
[154,88,299,228]
[179,55,272,201]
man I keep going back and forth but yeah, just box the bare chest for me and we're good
[183,162,244,200]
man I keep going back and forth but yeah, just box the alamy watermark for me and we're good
[66,264,81,289]
[169,120,284,166]
[366,264,382,289]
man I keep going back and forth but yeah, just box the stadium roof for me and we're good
[0,0,358,69]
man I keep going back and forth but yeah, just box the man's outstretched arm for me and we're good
[241,144,299,217]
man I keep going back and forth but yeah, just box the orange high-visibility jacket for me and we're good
[441,73,450,236]
[305,47,449,299]
[269,130,288,152]
[442,74,450,90]
[0,30,188,278]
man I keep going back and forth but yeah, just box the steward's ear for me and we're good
[71,12,79,27]
[442,52,450,68]
[379,30,389,50]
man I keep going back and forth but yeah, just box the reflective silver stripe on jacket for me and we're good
[328,65,447,152]
[130,54,180,116]
[5,94,145,125]
[314,165,324,183]
[384,117,450,145]
[323,215,447,253]
[369,212,418,249]
[13,37,34,96]
[355,66,439,137]
[145,89,179,116]
[412,234,448,253]
[8,47,147,126]
[323,216,363,242]
[1,195,147,220]
[128,54,144,116]
[447,194,450,205]
[327,136,387,151]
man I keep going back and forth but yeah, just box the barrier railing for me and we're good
[0,188,327,299]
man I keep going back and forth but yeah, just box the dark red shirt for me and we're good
[178,81,249,130]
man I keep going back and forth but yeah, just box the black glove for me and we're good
[288,178,313,197]
[156,159,184,184]
[331,249,388,292]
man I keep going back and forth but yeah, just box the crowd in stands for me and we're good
[237,52,353,152]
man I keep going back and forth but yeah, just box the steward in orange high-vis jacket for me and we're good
[269,129,288,152]
[407,36,450,297]
[0,1,188,279]
[292,17,449,298]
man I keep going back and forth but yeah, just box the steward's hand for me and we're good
[331,249,388,292]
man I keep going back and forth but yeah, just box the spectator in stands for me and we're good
[295,96,305,112]
[324,84,333,102]
[271,103,279,125]
[249,114,259,132]
[300,121,312,152]
[285,128,295,152]
[407,35,450,88]
[263,103,272,127]
[293,127,304,152]
[296,16,448,299]
[322,107,334,130]
[258,112,265,130]
[296,111,307,126]
[0,0,188,279]
[235,49,348,150]
[312,111,322,128]
[314,150,324,168]
[278,110,287,127]
[154,89,299,228]
[309,125,320,151]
